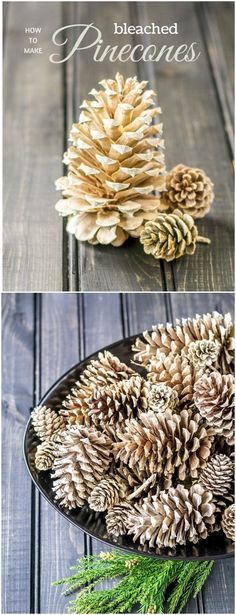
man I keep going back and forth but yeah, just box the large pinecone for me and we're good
[132,311,234,372]
[31,406,66,441]
[55,73,165,246]
[114,409,215,481]
[159,164,214,219]
[35,441,56,471]
[52,426,112,509]
[86,375,149,427]
[221,504,235,541]
[199,454,234,496]
[88,476,128,512]
[194,372,234,445]
[127,484,216,548]
[60,351,135,425]
[140,210,198,261]
[106,502,134,537]
[147,352,202,405]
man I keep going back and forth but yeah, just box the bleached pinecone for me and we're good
[199,455,234,496]
[35,441,56,471]
[88,476,128,512]
[147,352,202,405]
[55,73,165,247]
[60,351,135,425]
[127,484,215,548]
[148,383,179,412]
[187,339,221,369]
[221,504,235,540]
[106,502,134,537]
[194,372,234,445]
[52,426,112,509]
[140,210,199,261]
[159,164,214,219]
[86,375,149,427]
[31,406,66,441]
[114,409,215,481]
[115,462,147,487]
[132,311,234,373]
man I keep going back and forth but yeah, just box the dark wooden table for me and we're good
[2,292,234,613]
[3,1,234,292]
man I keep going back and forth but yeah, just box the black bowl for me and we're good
[24,334,234,561]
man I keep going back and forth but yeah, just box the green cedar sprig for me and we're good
[53,550,214,614]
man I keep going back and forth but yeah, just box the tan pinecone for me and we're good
[60,351,135,425]
[132,311,234,372]
[35,441,56,471]
[127,484,215,548]
[55,73,165,247]
[106,502,134,537]
[31,406,66,441]
[114,409,215,481]
[194,372,234,445]
[115,462,148,487]
[52,426,112,509]
[140,209,200,261]
[187,339,221,369]
[86,375,149,427]
[199,454,234,496]
[148,383,179,412]
[147,352,202,405]
[88,476,128,512]
[221,504,235,541]
[159,165,214,219]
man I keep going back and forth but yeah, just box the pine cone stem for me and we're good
[197,235,211,244]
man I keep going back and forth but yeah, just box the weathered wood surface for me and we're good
[3,1,234,292]
[2,292,234,613]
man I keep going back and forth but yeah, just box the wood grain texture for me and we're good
[3,1,234,292]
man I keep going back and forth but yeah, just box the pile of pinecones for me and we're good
[31,311,235,551]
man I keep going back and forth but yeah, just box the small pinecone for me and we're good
[140,209,198,261]
[159,165,214,219]
[127,484,215,548]
[148,383,179,412]
[88,476,128,512]
[147,352,202,405]
[194,372,234,445]
[52,426,112,509]
[106,502,134,537]
[221,504,235,541]
[114,409,215,481]
[31,406,66,441]
[132,311,234,373]
[35,441,56,471]
[60,351,135,425]
[199,454,234,496]
[187,339,221,369]
[86,375,149,427]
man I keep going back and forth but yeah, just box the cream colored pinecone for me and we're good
[132,311,234,372]
[86,375,149,427]
[194,372,234,445]
[88,476,128,512]
[127,484,216,548]
[60,351,135,425]
[31,406,66,441]
[55,73,165,247]
[114,409,215,481]
[221,504,235,541]
[148,383,179,412]
[35,441,56,471]
[187,339,221,369]
[52,426,112,509]
[106,502,134,537]
[147,352,202,405]
[140,210,206,261]
[199,454,234,496]
[159,165,214,219]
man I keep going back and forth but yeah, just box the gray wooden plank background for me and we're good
[2,292,235,614]
[3,1,234,292]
